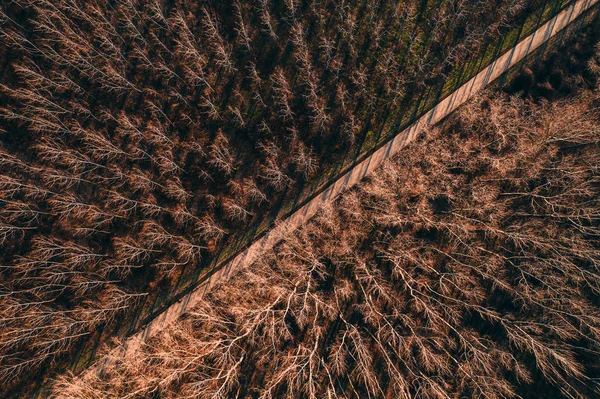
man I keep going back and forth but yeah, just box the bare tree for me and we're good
[292,143,318,178]
[260,159,294,191]
[271,67,295,122]
[208,132,236,176]
[222,198,252,223]
[202,7,235,72]
[234,1,252,51]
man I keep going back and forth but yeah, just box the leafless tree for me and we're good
[260,159,294,191]
[234,1,252,51]
[244,178,268,205]
[292,143,318,178]
[202,7,235,72]
[258,0,278,38]
[222,198,252,223]
[271,67,295,122]
[208,132,236,176]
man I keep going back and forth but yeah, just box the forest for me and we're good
[0,0,597,397]
[49,27,600,398]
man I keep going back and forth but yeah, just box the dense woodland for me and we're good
[51,34,600,398]
[0,0,564,395]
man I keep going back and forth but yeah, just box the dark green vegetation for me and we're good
[0,0,585,397]
[52,30,600,399]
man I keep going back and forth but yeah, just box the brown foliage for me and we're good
[0,0,588,395]
[53,55,600,398]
